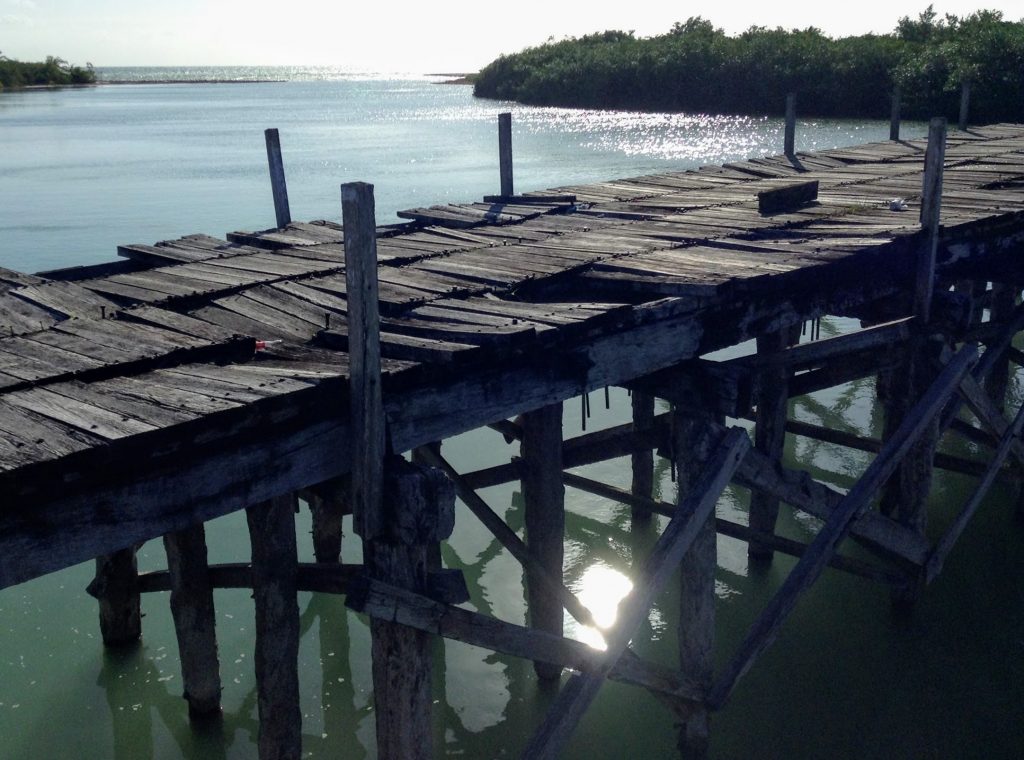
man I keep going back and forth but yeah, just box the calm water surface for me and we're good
[1,71,1022,759]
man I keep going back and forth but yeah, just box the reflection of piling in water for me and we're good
[4,105,1024,759]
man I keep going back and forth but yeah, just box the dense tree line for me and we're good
[473,8,1024,123]
[0,54,96,91]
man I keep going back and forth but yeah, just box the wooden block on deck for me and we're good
[757,180,819,215]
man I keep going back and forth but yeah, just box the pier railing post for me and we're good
[342,181,385,542]
[247,493,301,760]
[163,524,221,718]
[784,93,796,158]
[498,112,514,198]
[521,402,565,680]
[916,117,947,325]
[890,87,901,141]
[958,81,971,132]
[264,128,292,230]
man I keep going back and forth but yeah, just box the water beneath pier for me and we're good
[1,72,1021,759]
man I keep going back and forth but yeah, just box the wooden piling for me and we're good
[93,548,141,646]
[890,87,901,141]
[305,477,349,563]
[363,458,455,760]
[985,283,1017,409]
[264,128,291,229]
[748,331,789,562]
[498,112,514,198]
[521,402,565,680]
[784,93,796,157]
[247,493,301,760]
[674,408,724,758]
[631,391,656,522]
[959,81,971,132]
[163,524,221,717]
[342,181,386,541]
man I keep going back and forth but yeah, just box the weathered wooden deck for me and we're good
[2,121,1024,758]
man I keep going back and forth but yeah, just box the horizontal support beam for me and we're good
[137,562,360,594]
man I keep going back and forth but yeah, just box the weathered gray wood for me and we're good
[748,330,789,561]
[347,576,702,703]
[916,118,947,324]
[984,283,1017,409]
[757,180,817,214]
[498,112,514,198]
[247,494,301,760]
[959,81,971,132]
[265,128,291,229]
[562,471,903,585]
[927,397,1024,581]
[674,409,723,758]
[784,93,796,157]
[708,343,977,710]
[92,547,142,646]
[342,181,386,540]
[631,391,655,521]
[137,561,360,593]
[890,88,901,141]
[303,477,348,563]
[163,524,221,717]
[520,429,749,760]
[416,446,599,628]
[364,460,455,760]
[521,402,566,680]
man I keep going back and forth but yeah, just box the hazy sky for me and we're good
[2,1,1021,72]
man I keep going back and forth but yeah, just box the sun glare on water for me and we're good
[571,564,634,651]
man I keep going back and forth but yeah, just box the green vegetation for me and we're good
[473,8,1024,122]
[0,53,96,91]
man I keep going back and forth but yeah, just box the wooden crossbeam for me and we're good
[521,428,750,760]
[958,375,1024,469]
[927,397,1024,581]
[708,343,977,710]
[346,576,702,703]
[415,446,600,629]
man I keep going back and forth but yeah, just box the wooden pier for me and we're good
[2,117,1024,758]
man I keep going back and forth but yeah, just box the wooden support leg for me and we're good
[748,331,789,562]
[521,403,566,681]
[985,283,1017,411]
[94,547,141,647]
[307,476,349,564]
[247,494,301,760]
[365,458,455,760]
[674,409,723,758]
[163,523,221,718]
[631,392,656,523]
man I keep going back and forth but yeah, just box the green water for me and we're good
[1,72,1021,759]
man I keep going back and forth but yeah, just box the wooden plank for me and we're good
[521,429,749,759]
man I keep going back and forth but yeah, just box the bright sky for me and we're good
[1,0,1021,72]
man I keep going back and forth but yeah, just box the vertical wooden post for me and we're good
[498,112,514,198]
[959,81,971,131]
[247,494,301,760]
[521,402,565,680]
[631,391,656,523]
[307,477,349,563]
[264,128,291,229]
[342,181,386,541]
[674,408,723,758]
[366,458,455,760]
[784,93,796,157]
[916,117,947,325]
[890,87,901,141]
[985,283,1017,410]
[748,331,789,562]
[94,548,141,646]
[163,524,221,717]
